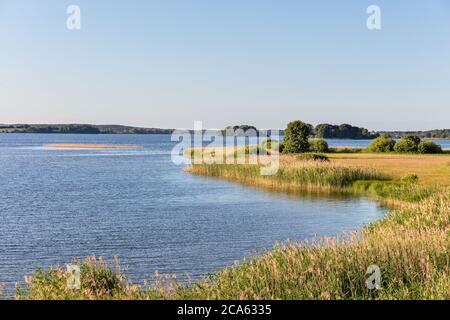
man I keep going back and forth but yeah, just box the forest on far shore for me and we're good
[0,123,448,139]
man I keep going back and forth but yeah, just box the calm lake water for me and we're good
[0,134,392,295]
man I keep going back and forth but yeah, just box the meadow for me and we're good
[14,146,450,300]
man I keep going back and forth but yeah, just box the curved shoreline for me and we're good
[15,152,450,300]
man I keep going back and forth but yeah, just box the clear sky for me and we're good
[1,0,449,130]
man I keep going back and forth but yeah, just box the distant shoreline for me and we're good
[0,124,174,135]
[0,124,448,139]
[1,132,449,140]
[1,131,449,139]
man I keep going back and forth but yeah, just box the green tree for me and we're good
[368,135,396,152]
[394,135,421,153]
[314,123,378,139]
[309,139,329,152]
[282,120,311,154]
[417,141,442,154]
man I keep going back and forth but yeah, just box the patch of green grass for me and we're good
[296,153,329,162]
[187,162,389,190]
[352,180,435,202]
[16,257,134,300]
[328,147,365,154]
[277,165,388,187]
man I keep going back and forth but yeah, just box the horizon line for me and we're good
[0,122,449,133]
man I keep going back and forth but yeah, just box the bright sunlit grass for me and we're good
[328,152,450,186]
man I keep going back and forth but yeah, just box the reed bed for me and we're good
[16,189,449,300]
[185,161,390,193]
[186,190,450,300]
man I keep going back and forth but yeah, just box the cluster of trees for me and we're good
[58,125,101,134]
[282,120,329,154]
[281,121,443,155]
[223,125,258,136]
[222,122,378,140]
[99,126,173,134]
[314,123,378,139]
[379,129,449,139]
[368,135,442,154]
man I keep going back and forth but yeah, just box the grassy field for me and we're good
[187,145,450,186]
[14,150,450,300]
[328,152,450,186]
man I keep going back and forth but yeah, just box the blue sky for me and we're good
[1,0,449,130]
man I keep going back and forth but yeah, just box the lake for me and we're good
[0,134,393,296]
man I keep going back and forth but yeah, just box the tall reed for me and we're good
[186,162,390,191]
[16,190,449,300]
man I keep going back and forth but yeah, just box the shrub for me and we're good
[282,121,311,154]
[417,141,442,154]
[394,135,421,153]
[15,256,129,300]
[402,173,419,183]
[368,135,396,153]
[260,139,282,154]
[309,139,329,153]
[296,153,329,162]
[327,147,363,154]
[278,141,285,154]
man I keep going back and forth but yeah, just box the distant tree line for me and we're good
[1,123,448,139]
[314,124,379,139]
[378,129,449,139]
[223,125,258,136]
[0,124,173,134]
[222,123,378,139]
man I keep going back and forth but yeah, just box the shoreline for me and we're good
[1,131,449,140]
[16,151,450,300]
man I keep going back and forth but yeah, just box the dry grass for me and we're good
[188,146,450,187]
[328,153,450,186]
